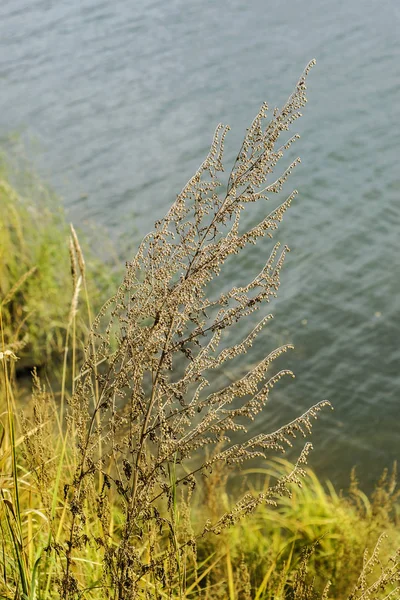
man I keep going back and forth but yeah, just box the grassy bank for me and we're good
[0,150,118,371]
[1,367,399,599]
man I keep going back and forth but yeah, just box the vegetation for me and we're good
[0,151,118,370]
[1,61,399,599]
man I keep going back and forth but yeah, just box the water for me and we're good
[1,0,399,491]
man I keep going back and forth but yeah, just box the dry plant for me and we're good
[56,59,336,599]
[2,60,400,599]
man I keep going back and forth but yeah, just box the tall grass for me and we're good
[0,150,118,371]
[1,63,399,599]
[198,459,400,598]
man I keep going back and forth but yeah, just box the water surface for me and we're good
[1,0,399,490]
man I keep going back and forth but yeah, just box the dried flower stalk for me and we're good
[60,59,333,599]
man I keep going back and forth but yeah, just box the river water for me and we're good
[1,0,399,490]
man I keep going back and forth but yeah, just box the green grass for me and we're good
[2,388,398,600]
[0,151,119,371]
[196,460,400,598]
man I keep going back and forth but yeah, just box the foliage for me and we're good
[0,152,118,370]
[197,459,400,598]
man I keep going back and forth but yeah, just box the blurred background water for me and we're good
[1,0,399,490]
